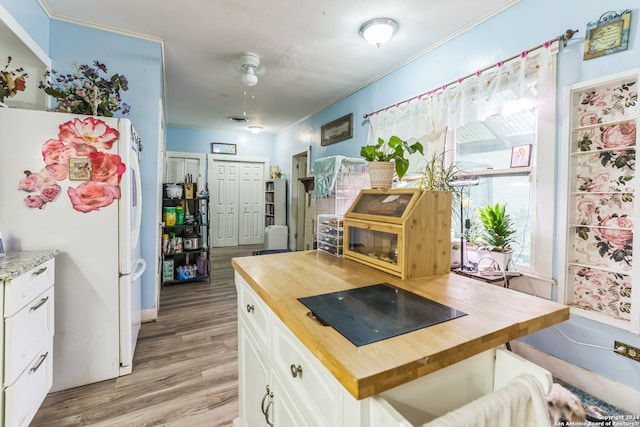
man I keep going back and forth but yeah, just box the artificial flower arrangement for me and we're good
[39,60,130,117]
[0,56,28,103]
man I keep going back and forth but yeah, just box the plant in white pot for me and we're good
[477,203,517,271]
[360,136,424,189]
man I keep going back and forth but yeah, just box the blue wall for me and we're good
[167,126,275,158]
[274,0,640,391]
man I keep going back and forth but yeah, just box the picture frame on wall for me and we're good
[321,113,353,146]
[583,10,632,60]
[510,144,532,168]
[211,142,237,155]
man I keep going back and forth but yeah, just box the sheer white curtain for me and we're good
[367,44,556,172]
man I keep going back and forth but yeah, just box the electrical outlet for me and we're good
[614,341,640,362]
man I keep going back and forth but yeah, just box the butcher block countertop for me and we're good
[232,250,569,400]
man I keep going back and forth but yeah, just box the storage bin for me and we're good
[264,225,288,250]
[368,347,551,426]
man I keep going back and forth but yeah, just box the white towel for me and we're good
[422,373,550,427]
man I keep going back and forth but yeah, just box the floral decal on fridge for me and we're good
[569,76,637,322]
[18,116,126,213]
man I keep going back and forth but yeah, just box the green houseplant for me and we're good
[477,203,516,252]
[477,203,516,271]
[360,136,424,188]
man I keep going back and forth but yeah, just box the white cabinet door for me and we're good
[238,319,270,427]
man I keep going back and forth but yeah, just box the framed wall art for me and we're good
[211,142,237,155]
[510,144,532,168]
[321,113,353,146]
[583,9,632,60]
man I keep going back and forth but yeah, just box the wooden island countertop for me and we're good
[232,250,569,400]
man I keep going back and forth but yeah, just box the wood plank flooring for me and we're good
[31,244,262,427]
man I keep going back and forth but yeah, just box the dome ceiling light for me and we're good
[248,125,263,134]
[359,18,398,47]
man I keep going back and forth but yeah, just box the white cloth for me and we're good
[422,373,550,427]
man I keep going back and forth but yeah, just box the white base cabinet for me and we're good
[235,271,552,427]
[1,257,55,427]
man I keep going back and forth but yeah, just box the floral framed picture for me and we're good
[510,144,532,168]
[69,157,91,181]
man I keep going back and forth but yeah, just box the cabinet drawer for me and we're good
[4,258,55,317]
[236,274,269,348]
[4,286,55,386]
[4,337,53,427]
[271,316,343,427]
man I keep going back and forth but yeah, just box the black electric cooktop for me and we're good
[297,283,467,347]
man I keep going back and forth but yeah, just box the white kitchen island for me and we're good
[232,250,568,426]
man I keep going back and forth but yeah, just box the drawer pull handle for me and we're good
[30,296,49,311]
[290,364,303,378]
[260,385,270,415]
[32,267,47,277]
[246,304,254,313]
[30,352,48,373]
[264,397,273,427]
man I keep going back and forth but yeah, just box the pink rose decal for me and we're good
[19,171,47,192]
[68,181,121,213]
[594,216,634,248]
[58,117,120,155]
[40,183,62,203]
[42,139,77,165]
[24,195,45,209]
[19,118,125,212]
[42,164,69,181]
[579,112,599,126]
[89,152,126,185]
[598,123,636,149]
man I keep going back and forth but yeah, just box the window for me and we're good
[451,108,536,268]
[446,49,557,277]
[368,45,558,278]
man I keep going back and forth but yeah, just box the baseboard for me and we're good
[511,341,640,413]
[141,307,158,323]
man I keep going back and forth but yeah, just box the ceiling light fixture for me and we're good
[239,52,260,87]
[359,18,398,47]
[248,125,263,134]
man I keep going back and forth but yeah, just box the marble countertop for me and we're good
[0,250,60,281]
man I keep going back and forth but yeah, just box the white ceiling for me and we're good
[39,0,518,134]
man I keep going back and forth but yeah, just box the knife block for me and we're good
[184,183,196,199]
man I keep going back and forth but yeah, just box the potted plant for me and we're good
[477,203,517,271]
[360,135,423,189]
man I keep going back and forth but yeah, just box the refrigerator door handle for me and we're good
[131,258,147,282]
[133,153,143,250]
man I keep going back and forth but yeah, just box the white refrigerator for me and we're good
[0,108,146,391]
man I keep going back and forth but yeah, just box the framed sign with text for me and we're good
[584,10,631,60]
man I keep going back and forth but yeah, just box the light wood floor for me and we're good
[31,244,262,427]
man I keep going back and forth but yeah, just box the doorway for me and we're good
[209,155,269,247]
[290,148,310,251]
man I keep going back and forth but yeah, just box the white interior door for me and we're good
[165,151,205,190]
[239,163,265,245]
[211,161,239,247]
